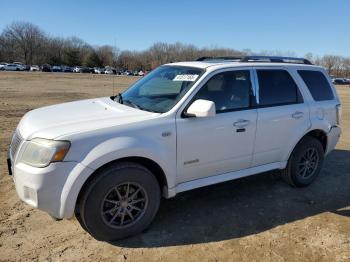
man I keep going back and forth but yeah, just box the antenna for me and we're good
[112,38,117,96]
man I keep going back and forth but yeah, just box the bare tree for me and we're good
[1,21,45,64]
[320,55,341,75]
[96,45,114,66]
[1,21,350,77]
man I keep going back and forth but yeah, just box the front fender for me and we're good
[81,136,176,189]
[60,136,176,218]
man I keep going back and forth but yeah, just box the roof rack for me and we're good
[241,56,313,65]
[196,56,242,62]
[196,55,313,65]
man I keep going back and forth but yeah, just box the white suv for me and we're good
[8,56,341,241]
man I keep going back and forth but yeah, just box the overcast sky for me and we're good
[1,0,349,56]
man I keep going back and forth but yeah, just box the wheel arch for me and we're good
[286,128,328,162]
[304,129,327,152]
[74,156,169,216]
[88,156,168,190]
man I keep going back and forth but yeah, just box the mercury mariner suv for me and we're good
[7,56,341,241]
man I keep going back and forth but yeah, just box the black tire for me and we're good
[281,136,324,187]
[77,162,160,241]
[74,203,89,232]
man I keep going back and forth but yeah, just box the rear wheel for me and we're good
[77,162,160,241]
[281,137,324,187]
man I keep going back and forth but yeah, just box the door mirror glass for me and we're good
[185,99,216,117]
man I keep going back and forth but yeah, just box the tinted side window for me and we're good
[194,70,252,113]
[298,70,334,101]
[257,70,301,106]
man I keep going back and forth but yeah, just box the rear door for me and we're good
[252,67,311,166]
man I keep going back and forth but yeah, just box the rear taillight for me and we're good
[336,104,341,125]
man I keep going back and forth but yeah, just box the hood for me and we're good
[18,97,157,140]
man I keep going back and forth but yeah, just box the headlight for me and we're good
[20,138,70,167]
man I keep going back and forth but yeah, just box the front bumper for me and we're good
[10,159,94,219]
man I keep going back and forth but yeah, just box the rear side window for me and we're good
[298,70,334,101]
[257,69,302,106]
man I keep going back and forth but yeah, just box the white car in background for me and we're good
[8,56,341,241]
[30,65,40,71]
[0,62,8,70]
[4,64,23,71]
[73,66,81,73]
[94,67,105,74]
[104,68,114,74]
[13,62,26,71]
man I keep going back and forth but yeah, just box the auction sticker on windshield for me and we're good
[173,74,199,82]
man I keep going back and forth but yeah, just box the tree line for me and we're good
[0,21,349,76]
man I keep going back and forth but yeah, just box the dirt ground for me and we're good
[0,71,349,262]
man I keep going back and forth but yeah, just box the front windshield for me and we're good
[118,66,204,113]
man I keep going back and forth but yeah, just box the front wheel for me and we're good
[281,137,324,187]
[77,162,161,241]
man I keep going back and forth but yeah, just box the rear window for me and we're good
[298,70,334,101]
[257,69,302,106]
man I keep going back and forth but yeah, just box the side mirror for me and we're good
[185,99,216,118]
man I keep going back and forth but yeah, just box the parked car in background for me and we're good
[80,67,91,73]
[104,68,114,74]
[138,70,145,76]
[4,64,23,71]
[333,78,348,85]
[94,67,105,74]
[122,70,132,76]
[30,65,40,71]
[41,64,52,72]
[13,62,26,71]
[52,65,62,72]
[63,66,73,73]
[0,62,7,70]
[73,66,81,73]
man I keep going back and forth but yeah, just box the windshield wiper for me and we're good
[124,99,141,109]
[124,99,161,113]
[112,94,161,113]
[112,93,123,104]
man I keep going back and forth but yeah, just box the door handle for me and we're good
[292,111,304,119]
[233,119,250,127]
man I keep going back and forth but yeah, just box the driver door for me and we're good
[176,69,258,183]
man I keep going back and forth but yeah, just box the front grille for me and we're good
[10,131,23,160]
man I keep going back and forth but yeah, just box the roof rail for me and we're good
[196,55,313,65]
[241,56,313,65]
[196,56,242,62]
